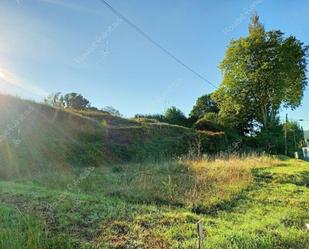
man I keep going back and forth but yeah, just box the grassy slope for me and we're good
[0,157,308,249]
[0,95,106,179]
[0,95,227,179]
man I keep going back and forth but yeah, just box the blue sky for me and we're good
[0,0,308,129]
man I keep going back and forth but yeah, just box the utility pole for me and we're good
[285,113,288,156]
[293,131,297,151]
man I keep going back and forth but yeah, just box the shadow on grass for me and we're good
[275,155,292,161]
[191,189,249,215]
[252,167,309,187]
[251,168,274,183]
[282,172,309,187]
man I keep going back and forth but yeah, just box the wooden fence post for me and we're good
[197,221,204,249]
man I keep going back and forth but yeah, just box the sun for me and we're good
[0,70,6,80]
[0,68,9,81]
[0,68,12,82]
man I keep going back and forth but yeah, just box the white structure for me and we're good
[294,152,299,159]
[302,147,309,159]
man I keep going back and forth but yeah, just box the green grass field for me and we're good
[0,95,308,248]
[0,156,308,249]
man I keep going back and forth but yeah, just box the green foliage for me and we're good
[248,119,304,155]
[135,107,194,128]
[194,119,222,132]
[45,92,94,111]
[102,106,121,116]
[44,92,64,108]
[0,158,308,248]
[63,92,90,110]
[164,106,188,126]
[285,121,305,154]
[190,93,219,119]
[197,130,228,153]
[44,93,123,116]
[203,112,220,122]
[194,112,225,132]
[249,120,285,154]
[134,113,166,122]
[213,14,308,133]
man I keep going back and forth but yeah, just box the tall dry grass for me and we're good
[180,154,280,208]
[29,154,280,211]
[70,154,280,210]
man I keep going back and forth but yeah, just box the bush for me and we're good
[194,119,223,132]
[247,120,304,156]
[203,112,219,122]
[194,113,224,132]
[134,114,166,122]
[164,106,188,127]
[190,93,219,119]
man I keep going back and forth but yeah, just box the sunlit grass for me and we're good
[1,155,308,248]
[0,203,75,249]
[0,95,308,248]
[26,154,276,208]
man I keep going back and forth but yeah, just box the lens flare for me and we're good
[0,67,48,97]
[0,71,5,80]
[0,68,15,83]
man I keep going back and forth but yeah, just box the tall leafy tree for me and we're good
[213,14,308,133]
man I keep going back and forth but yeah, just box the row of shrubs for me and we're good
[135,106,305,157]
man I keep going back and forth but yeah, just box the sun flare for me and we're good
[0,68,15,84]
[0,67,48,97]
[0,71,5,80]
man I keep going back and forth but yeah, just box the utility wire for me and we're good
[98,0,218,89]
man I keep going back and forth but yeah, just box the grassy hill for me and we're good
[0,94,227,179]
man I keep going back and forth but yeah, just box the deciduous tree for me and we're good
[213,14,308,133]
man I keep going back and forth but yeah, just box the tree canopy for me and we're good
[45,92,90,110]
[190,93,219,119]
[63,93,90,110]
[164,106,187,126]
[213,14,308,133]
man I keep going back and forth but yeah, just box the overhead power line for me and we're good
[98,0,218,89]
